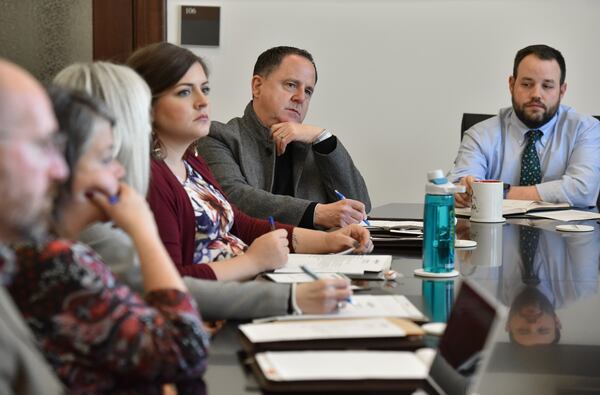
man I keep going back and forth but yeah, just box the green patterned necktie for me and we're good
[519,130,543,186]
[519,226,540,286]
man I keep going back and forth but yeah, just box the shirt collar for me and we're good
[510,106,560,147]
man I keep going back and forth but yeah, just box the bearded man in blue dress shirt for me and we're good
[450,44,600,208]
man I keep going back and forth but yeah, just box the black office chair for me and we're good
[460,113,494,141]
[461,113,600,208]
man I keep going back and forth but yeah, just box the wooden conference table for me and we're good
[203,203,600,394]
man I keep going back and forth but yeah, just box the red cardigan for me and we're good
[147,155,295,280]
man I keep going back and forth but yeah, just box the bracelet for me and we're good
[312,129,333,145]
[290,283,303,315]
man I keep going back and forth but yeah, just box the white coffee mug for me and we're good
[470,180,504,223]
[470,222,503,267]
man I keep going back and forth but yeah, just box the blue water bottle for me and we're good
[422,170,464,273]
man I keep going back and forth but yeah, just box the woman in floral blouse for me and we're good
[5,87,209,395]
[127,42,373,282]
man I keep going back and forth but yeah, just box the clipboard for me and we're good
[238,318,425,354]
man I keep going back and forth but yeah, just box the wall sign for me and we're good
[181,5,220,46]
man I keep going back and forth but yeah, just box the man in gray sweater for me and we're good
[197,46,371,229]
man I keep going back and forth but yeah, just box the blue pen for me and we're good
[268,216,276,231]
[334,189,370,226]
[108,194,119,205]
[300,265,354,305]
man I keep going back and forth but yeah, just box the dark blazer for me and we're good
[197,102,372,226]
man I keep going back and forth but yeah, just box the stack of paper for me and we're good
[456,199,570,217]
[254,294,427,323]
[255,350,429,381]
[363,220,423,235]
[361,220,423,248]
[274,254,392,275]
[526,209,600,221]
[240,318,408,343]
[265,272,349,283]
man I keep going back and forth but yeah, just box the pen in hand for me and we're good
[300,265,354,305]
[268,216,276,231]
[334,189,370,226]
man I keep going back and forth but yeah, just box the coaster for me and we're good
[455,239,477,249]
[414,268,459,278]
[556,224,594,232]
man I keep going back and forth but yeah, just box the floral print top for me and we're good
[4,238,210,395]
[182,160,248,264]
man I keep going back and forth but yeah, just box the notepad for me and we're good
[255,350,429,381]
[253,294,426,323]
[455,199,570,217]
[525,209,600,221]
[265,272,349,283]
[363,220,423,235]
[274,254,392,275]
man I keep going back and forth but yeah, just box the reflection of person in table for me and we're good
[500,224,599,345]
[506,286,561,345]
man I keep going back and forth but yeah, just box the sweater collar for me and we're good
[243,101,273,144]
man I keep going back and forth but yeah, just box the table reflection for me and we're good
[460,220,600,395]
[458,221,600,344]
[422,280,454,323]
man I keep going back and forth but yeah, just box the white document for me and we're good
[364,220,423,235]
[265,272,349,283]
[239,317,406,343]
[254,294,426,323]
[274,254,392,275]
[456,199,570,217]
[526,209,600,221]
[256,350,429,381]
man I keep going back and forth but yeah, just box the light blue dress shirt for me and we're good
[448,105,600,207]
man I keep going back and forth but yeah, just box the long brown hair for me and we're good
[126,42,209,159]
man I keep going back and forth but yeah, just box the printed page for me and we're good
[456,200,570,217]
[256,350,428,381]
[240,317,406,343]
[265,272,349,283]
[502,199,536,215]
[364,220,423,235]
[253,294,426,323]
[526,209,600,221]
[274,254,392,275]
[504,199,570,215]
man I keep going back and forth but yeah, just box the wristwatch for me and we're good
[503,183,511,199]
[312,129,333,145]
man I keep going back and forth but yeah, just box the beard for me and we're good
[0,184,56,244]
[512,96,560,129]
[5,198,51,243]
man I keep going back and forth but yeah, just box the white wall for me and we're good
[167,0,600,207]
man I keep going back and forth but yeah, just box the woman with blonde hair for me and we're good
[6,86,209,394]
